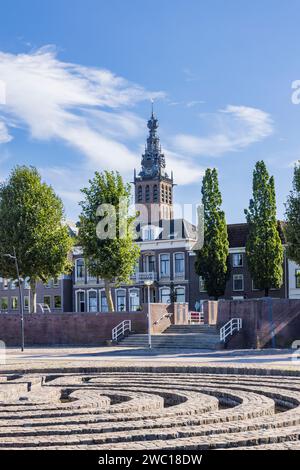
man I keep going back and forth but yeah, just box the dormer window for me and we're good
[143,227,155,240]
[141,225,162,241]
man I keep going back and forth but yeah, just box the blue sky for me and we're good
[0,0,300,223]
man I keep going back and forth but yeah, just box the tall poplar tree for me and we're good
[195,168,230,299]
[245,161,283,296]
[285,161,300,265]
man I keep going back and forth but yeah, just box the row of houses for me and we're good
[0,112,299,313]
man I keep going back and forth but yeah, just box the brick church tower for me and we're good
[134,109,174,224]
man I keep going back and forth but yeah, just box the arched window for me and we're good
[161,185,165,202]
[175,287,185,303]
[129,288,140,311]
[137,185,143,202]
[153,184,158,202]
[174,253,185,277]
[160,287,171,304]
[76,290,85,312]
[99,290,108,312]
[75,259,85,283]
[168,186,172,204]
[160,254,170,277]
[116,289,126,311]
[87,290,97,312]
[145,185,150,202]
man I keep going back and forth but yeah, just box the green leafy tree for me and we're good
[0,166,73,312]
[245,161,283,296]
[195,168,230,299]
[285,161,300,265]
[78,171,140,312]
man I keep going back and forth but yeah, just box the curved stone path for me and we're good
[1,368,300,450]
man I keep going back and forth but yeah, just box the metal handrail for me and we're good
[153,312,173,325]
[220,318,242,343]
[112,319,132,342]
[37,303,51,313]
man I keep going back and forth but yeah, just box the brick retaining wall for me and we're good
[214,299,300,349]
[0,303,186,346]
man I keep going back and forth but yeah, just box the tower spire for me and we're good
[139,107,167,179]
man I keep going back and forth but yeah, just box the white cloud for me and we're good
[174,105,273,157]
[165,149,205,184]
[0,121,11,144]
[186,100,205,108]
[0,47,275,219]
[0,46,164,170]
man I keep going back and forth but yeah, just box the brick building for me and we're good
[0,111,298,313]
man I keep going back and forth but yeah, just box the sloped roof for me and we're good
[227,222,286,248]
[227,223,249,248]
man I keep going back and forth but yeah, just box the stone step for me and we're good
[118,333,220,349]
[163,325,218,335]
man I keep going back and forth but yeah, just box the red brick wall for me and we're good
[216,299,300,349]
[0,303,185,346]
[0,312,148,346]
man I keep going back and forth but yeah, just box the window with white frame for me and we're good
[24,277,30,289]
[53,277,59,287]
[54,295,61,309]
[76,291,85,312]
[75,259,85,282]
[143,227,155,241]
[232,253,243,267]
[146,255,155,272]
[174,253,185,276]
[24,296,29,311]
[10,280,17,290]
[87,290,97,312]
[160,254,170,277]
[233,274,244,291]
[129,289,140,311]
[3,278,8,289]
[1,297,8,310]
[116,289,126,311]
[99,290,108,312]
[296,269,300,289]
[160,287,171,303]
[199,276,207,292]
[44,296,51,309]
[11,296,18,310]
[175,286,185,303]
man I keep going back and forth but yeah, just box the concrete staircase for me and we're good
[118,324,220,349]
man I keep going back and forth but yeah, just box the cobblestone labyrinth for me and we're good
[1,368,300,450]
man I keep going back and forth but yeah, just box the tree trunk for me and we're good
[30,279,37,313]
[265,287,269,297]
[104,279,114,312]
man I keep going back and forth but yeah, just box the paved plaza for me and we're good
[1,347,300,450]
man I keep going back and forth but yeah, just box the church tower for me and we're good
[134,109,174,224]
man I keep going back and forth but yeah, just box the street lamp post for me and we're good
[144,279,154,349]
[3,248,24,352]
